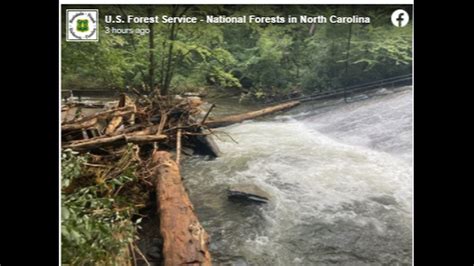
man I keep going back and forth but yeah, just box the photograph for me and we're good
[60,2,413,265]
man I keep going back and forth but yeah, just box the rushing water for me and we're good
[64,89,413,265]
[181,87,413,265]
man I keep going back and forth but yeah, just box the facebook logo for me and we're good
[391,9,410,27]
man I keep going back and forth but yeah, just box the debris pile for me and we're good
[61,92,300,265]
[62,93,220,157]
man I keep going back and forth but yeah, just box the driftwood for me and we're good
[60,93,305,263]
[62,118,98,131]
[105,94,127,135]
[61,102,106,110]
[62,97,299,155]
[152,151,212,266]
[200,104,215,125]
[68,125,156,143]
[156,111,168,136]
[105,116,123,135]
[128,125,159,136]
[62,106,135,125]
[63,134,167,151]
[176,127,182,165]
[204,100,300,128]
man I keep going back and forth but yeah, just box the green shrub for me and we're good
[61,149,142,265]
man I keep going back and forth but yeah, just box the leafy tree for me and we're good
[62,5,412,99]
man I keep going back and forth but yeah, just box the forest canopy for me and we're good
[62,5,412,100]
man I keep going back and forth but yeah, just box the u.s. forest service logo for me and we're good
[66,9,99,42]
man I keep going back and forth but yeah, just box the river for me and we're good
[181,86,413,265]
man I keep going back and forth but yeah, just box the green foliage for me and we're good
[62,34,129,90]
[62,5,412,100]
[61,149,140,265]
[62,149,87,189]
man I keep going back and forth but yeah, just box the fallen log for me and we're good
[62,102,106,109]
[63,134,167,151]
[62,117,98,131]
[121,93,137,126]
[152,151,212,266]
[62,106,135,125]
[128,125,159,136]
[105,116,123,135]
[204,100,300,128]
[66,125,159,145]
[105,94,128,135]
[126,135,168,145]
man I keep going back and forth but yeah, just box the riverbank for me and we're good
[61,85,412,265]
[61,92,301,265]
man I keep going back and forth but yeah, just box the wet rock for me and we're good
[372,88,394,96]
[347,94,369,102]
[147,245,162,260]
[369,195,398,206]
[193,135,220,157]
[227,184,271,204]
[181,146,195,156]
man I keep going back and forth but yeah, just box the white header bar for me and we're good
[61,0,413,5]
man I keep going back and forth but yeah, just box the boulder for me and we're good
[227,184,271,204]
[369,195,398,206]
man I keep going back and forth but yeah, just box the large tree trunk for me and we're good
[152,151,212,266]
[204,100,300,128]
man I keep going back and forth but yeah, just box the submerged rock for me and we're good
[227,184,271,204]
[193,135,220,157]
[181,146,194,156]
[347,94,369,102]
[369,195,398,206]
[373,88,394,96]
